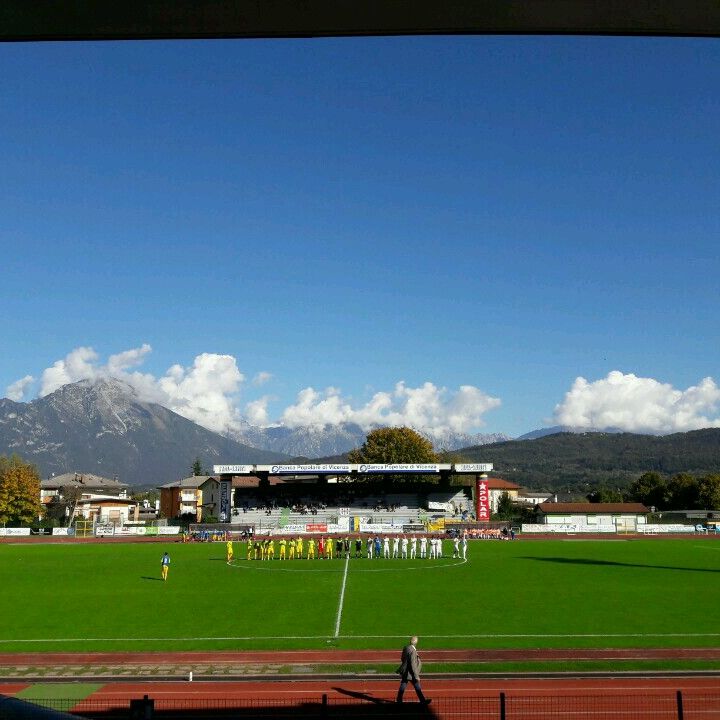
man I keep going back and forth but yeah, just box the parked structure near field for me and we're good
[534,502,650,532]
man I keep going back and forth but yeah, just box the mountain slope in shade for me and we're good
[0,378,289,485]
[456,429,720,491]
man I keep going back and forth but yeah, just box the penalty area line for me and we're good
[334,553,350,638]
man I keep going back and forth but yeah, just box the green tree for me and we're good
[191,457,204,476]
[666,473,701,509]
[494,491,514,519]
[587,486,624,503]
[348,427,438,464]
[698,474,720,510]
[348,427,439,482]
[0,455,43,525]
[627,471,668,510]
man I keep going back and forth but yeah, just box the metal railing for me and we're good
[8,691,720,720]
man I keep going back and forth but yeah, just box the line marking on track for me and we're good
[3,632,720,644]
[334,554,350,638]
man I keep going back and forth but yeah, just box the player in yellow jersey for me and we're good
[279,537,287,560]
[246,538,253,560]
[289,538,296,560]
[226,540,234,563]
[268,539,275,559]
[307,538,316,559]
[296,536,304,559]
[325,537,333,559]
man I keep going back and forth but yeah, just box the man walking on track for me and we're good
[396,635,431,705]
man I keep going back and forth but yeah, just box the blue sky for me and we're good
[1,36,719,439]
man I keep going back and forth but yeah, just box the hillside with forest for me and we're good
[457,429,720,492]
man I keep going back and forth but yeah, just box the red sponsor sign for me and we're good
[476,478,490,522]
[305,523,328,533]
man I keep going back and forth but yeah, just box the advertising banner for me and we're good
[52,527,75,536]
[305,523,328,533]
[157,526,181,535]
[455,463,493,473]
[357,463,439,473]
[268,464,351,474]
[0,528,31,537]
[476,478,490,522]
[328,518,350,533]
[358,521,404,533]
[219,478,231,522]
[95,525,115,536]
[213,464,253,474]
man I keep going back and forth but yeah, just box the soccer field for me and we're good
[1,538,718,652]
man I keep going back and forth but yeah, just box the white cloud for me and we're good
[40,347,100,396]
[281,381,501,434]
[246,396,272,426]
[156,353,245,434]
[5,375,34,402]
[30,345,502,437]
[107,344,152,374]
[554,371,720,434]
[253,371,272,386]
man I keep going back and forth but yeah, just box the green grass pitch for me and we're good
[0,538,718,652]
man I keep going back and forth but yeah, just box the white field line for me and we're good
[334,553,350,638]
[227,558,467,573]
[3,632,720,644]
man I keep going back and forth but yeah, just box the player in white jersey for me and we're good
[452,536,460,558]
[410,535,417,559]
[461,531,468,559]
[392,536,400,558]
[419,536,428,559]
[401,535,409,559]
[383,536,391,558]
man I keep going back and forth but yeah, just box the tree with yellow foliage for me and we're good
[0,455,43,525]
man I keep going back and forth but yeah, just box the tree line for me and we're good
[590,471,720,511]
